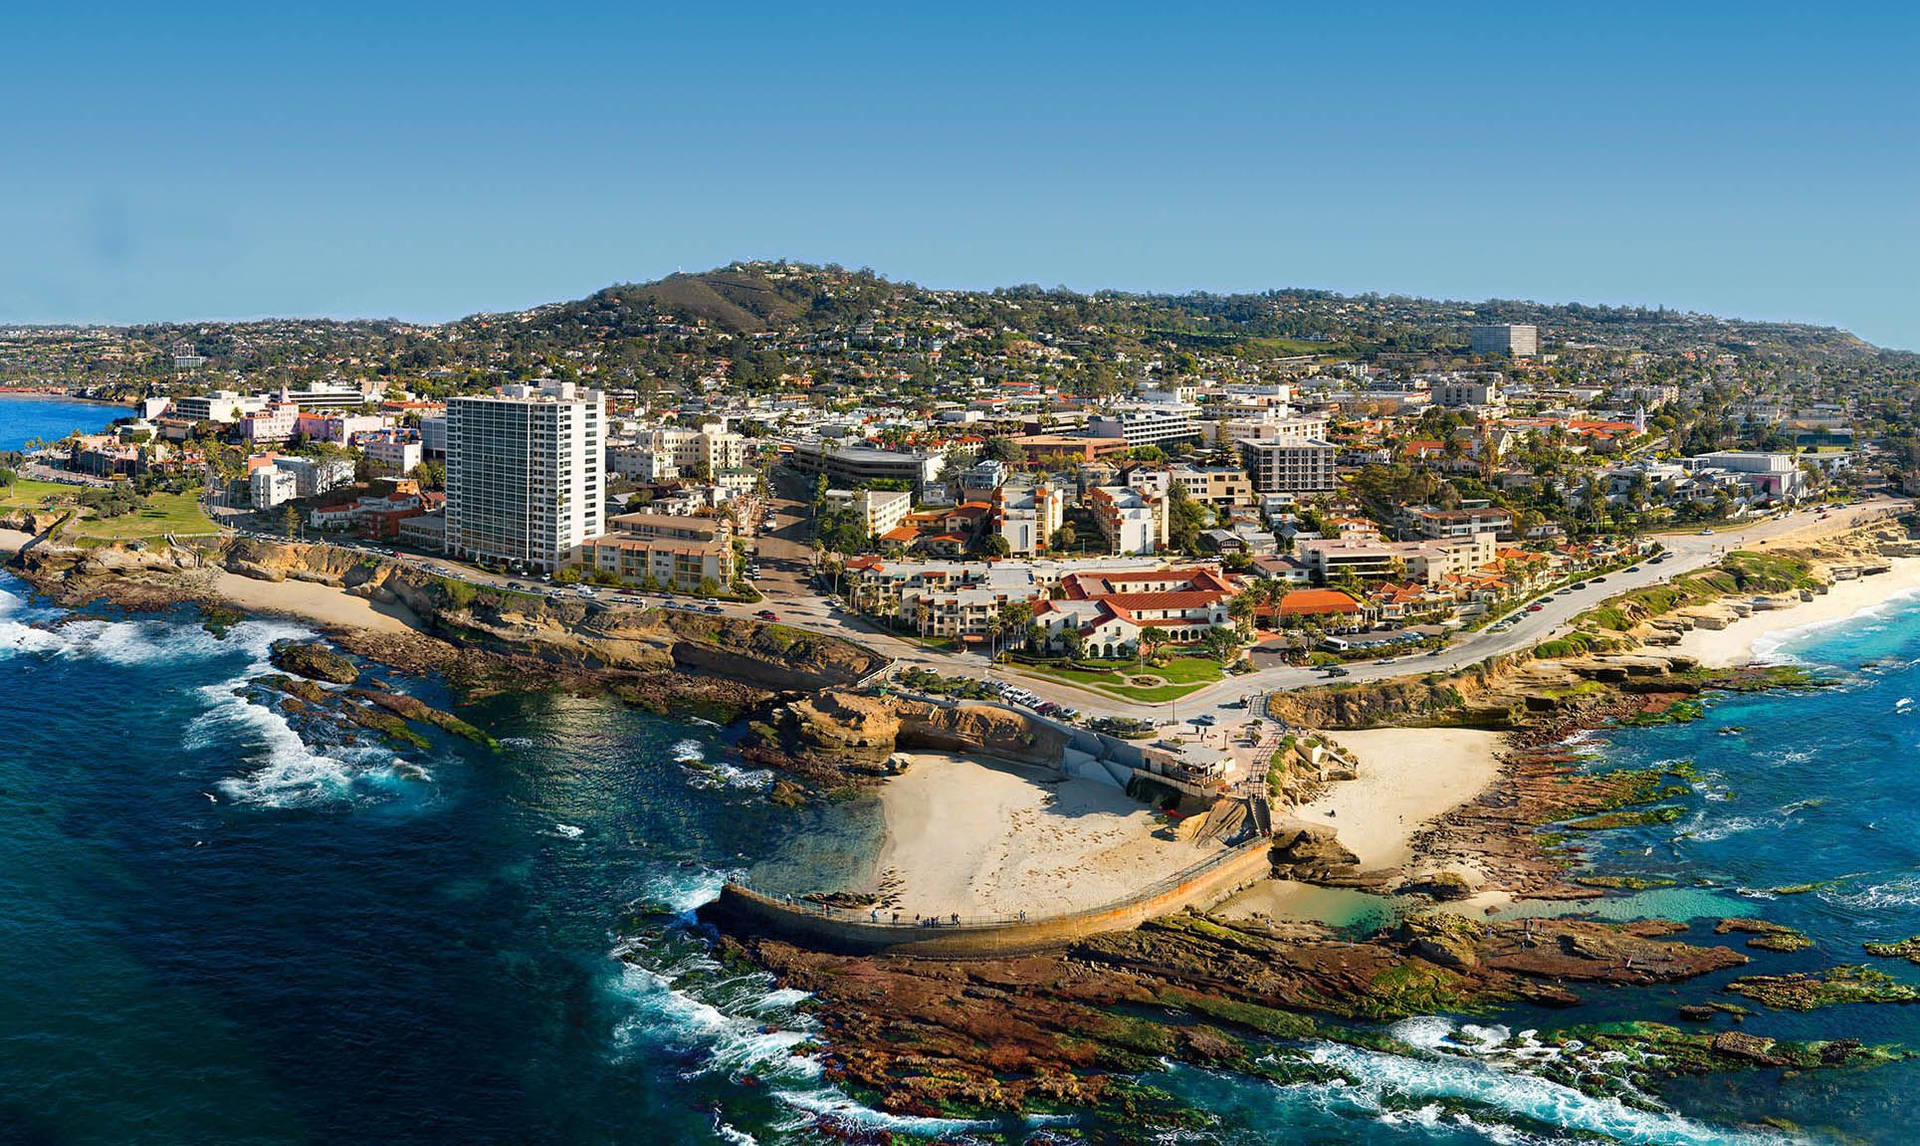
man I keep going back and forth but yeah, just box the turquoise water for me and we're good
[0,392,121,450]
[1154,590,1920,1143]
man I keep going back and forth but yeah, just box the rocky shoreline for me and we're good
[12,521,1920,1135]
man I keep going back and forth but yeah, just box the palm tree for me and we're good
[1229,587,1260,634]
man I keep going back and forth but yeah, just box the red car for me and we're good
[1527,604,1545,612]
[755,609,779,621]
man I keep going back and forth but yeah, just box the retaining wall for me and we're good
[707,840,1274,959]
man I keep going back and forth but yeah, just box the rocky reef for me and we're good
[708,908,1910,1125]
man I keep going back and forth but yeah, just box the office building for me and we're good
[788,439,944,494]
[1084,405,1201,448]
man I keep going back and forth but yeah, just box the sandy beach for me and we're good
[1673,556,1920,668]
[210,569,421,635]
[1217,727,1504,921]
[870,753,1211,919]
[1,528,421,635]
[1295,727,1504,869]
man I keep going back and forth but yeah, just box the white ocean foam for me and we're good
[198,683,419,808]
[1826,875,1920,911]
[181,627,425,809]
[671,738,706,763]
[548,823,585,839]
[682,759,777,794]
[499,736,537,749]
[0,606,310,667]
[605,872,1078,1140]
[1750,586,1920,665]
[1680,813,1780,844]
[1299,1038,1782,1146]
[640,866,732,916]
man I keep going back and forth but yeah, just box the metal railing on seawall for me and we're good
[727,836,1270,933]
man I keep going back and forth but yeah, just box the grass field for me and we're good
[68,491,218,539]
[1,479,217,540]
[0,477,81,510]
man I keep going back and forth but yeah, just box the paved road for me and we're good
[229,492,1910,724]
[741,497,1911,721]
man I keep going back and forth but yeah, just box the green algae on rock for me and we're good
[1726,965,1920,1012]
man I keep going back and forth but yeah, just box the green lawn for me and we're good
[0,480,219,540]
[0,477,81,510]
[68,491,218,539]
[1014,654,1222,703]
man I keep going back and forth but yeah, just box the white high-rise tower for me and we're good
[444,381,605,571]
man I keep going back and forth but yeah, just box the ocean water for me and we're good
[14,580,1917,1145]
[0,393,121,450]
[0,572,915,1145]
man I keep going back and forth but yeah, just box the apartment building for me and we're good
[273,455,354,498]
[994,480,1065,556]
[250,465,298,509]
[824,488,912,538]
[573,534,734,592]
[1167,466,1255,509]
[1085,404,1201,448]
[608,426,746,481]
[1407,506,1515,541]
[1431,374,1501,408]
[604,511,729,542]
[1087,484,1167,555]
[363,434,423,475]
[1295,536,1400,583]
[1238,437,1337,493]
[1470,324,1539,357]
[445,381,606,571]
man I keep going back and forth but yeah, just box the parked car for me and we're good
[1321,666,1351,677]
[703,604,724,614]
[755,609,778,621]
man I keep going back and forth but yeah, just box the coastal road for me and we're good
[1155,496,1914,712]
[716,495,1913,722]
[247,492,1912,725]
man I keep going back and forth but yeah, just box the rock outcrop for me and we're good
[740,689,1070,783]
[268,640,360,684]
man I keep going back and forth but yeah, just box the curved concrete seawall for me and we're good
[706,839,1273,958]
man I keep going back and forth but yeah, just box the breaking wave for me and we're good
[1292,1030,1783,1145]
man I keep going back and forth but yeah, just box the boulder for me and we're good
[268,640,359,685]
[1270,824,1359,870]
[1396,870,1477,901]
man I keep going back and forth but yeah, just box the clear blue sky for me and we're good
[4,1,1914,347]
